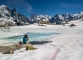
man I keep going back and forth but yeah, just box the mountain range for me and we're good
[49,12,83,24]
[0,5,83,26]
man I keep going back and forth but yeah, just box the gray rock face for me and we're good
[0,5,29,26]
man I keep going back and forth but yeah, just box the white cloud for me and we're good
[24,4,33,12]
[6,0,33,13]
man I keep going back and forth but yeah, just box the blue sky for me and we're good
[0,0,83,17]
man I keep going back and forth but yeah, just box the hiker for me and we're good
[23,34,29,44]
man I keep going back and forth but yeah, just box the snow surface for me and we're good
[0,19,83,60]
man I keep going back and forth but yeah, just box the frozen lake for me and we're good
[0,32,60,43]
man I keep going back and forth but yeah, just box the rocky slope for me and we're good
[0,5,29,26]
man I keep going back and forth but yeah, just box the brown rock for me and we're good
[26,46,28,50]
[2,48,14,54]
[9,48,14,54]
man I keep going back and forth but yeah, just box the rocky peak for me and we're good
[0,5,29,26]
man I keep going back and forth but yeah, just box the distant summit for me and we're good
[49,12,83,24]
[0,5,7,8]
[29,14,52,23]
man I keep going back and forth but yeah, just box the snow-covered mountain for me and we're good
[0,5,51,26]
[29,14,52,23]
[49,14,73,24]
[49,12,83,24]
[0,5,29,26]
[29,12,83,24]
[73,12,83,20]
[0,5,83,26]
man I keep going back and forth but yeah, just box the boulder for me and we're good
[26,46,28,50]
[2,48,14,54]
[69,23,76,27]
[25,44,37,50]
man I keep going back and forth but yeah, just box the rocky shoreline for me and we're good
[0,43,36,54]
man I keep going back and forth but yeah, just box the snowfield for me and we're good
[0,19,83,60]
